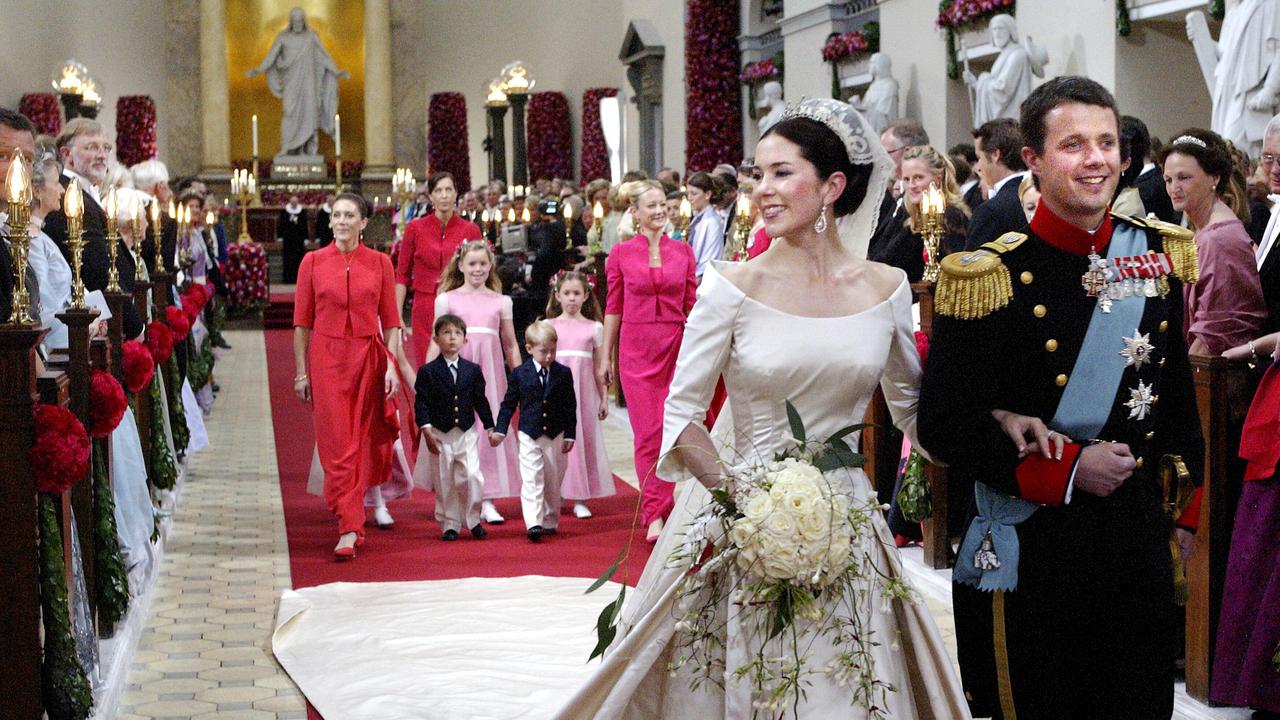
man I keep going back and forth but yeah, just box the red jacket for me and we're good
[604,234,697,323]
[294,244,400,338]
[395,213,483,294]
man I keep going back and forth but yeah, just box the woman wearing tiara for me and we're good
[554,99,981,718]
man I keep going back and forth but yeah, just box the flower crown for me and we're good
[1171,135,1207,149]
[550,269,597,290]
[777,98,876,165]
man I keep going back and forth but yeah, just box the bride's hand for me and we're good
[991,409,1068,460]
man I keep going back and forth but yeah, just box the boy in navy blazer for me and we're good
[491,320,576,542]
[414,314,495,541]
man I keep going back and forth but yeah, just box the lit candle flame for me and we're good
[6,152,28,203]
[168,199,176,219]
[679,197,692,220]
[206,210,215,225]
[507,208,515,223]
[563,202,573,221]
[736,194,750,221]
[593,201,604,219]
[521,207,531,224]
[64,177,83,218]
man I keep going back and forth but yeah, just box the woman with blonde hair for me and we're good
[871,144,970,281]
[430,240,523,523]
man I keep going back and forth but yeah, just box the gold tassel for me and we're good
[935,249,1014,320]
[1162,234,1199,285]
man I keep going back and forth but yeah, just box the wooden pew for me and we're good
[912,283,953,569]
[56,307,100,626]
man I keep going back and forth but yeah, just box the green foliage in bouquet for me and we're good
[187,335,214,392]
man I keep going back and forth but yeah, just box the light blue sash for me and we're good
[955,223,1151,592]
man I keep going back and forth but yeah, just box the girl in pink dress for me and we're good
[546,271,615,518]
[600,181,697,541]
[428,241,523,523]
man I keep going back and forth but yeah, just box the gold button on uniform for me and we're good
[1034,305,1047,318]
[1020,271,1034,285]
[1135,457,1145,469]
[1145,431,1155,441]
[1159,320,1168,332]
[1055,374,1068,387]
[1045,339,1059,352]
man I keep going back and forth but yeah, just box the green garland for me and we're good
[92,439,130,629]
[207,299,227,349]
[1116,0,1131,36]
[148,373,177,490]
[38,494,93,720]
[1209,0,1225,20]
[167,354,189,454]
[187,335,214,392]
[946,27,959,80]
[895,449,932,522]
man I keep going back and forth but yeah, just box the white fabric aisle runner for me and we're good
[273,575,619,720]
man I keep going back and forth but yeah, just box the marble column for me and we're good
[199,0,231,176]
[363,0,394,178]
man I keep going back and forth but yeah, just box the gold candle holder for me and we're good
[64,178,87,309]
[5,156,35,324]
[589,201,604,255]
[563,202,574,250]
[104,188,121,292]
[392,168,415,242]
[231,168,255,243]
[131,196,146,282]
[150,198,166,274]
[726,195,751,262]
[921,183,945,284]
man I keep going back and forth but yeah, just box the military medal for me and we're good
[1125,380,1157,420]
[1120,330,1155,369]
[1082,248,1108,297]
[974,530,1001,571]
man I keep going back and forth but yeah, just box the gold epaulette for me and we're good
[934,231,1027,320]
[1117,213,1199,284]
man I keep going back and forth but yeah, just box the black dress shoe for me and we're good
[527,525,543,543]
[442,529,459,541]
[470,524,487,539]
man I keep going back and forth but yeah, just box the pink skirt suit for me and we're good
[604,234,697,523]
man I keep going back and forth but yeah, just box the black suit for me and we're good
[1259,211,1280,334]
[413,356,494,432]
[866,191,899,260]
[0,234,13,323]
[1136,167,1177,225]
[966,174,1028,250]
[962,181,985,214]
[495,360,576,441]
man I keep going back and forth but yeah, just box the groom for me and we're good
[919,76,1205,719]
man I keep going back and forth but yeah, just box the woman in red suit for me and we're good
[294,193,404,560]
[395,171,483,365]
[598,180,697,542]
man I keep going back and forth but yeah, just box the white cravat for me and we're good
[1259,195,1280,270]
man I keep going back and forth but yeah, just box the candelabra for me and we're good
[131,197,146,282]
[391,167,415,241]
[104,188,122,292]
[5,158,35,324]
[588,202,605,255]
[676,196,692,242]
[64,178,88,309]
[150,198,166,275]
[920,183,946,284]
[726,195,751,262]
[563,202,575,250]
[230,168,256,244]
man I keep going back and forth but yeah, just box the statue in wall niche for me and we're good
[756,81,786,134]
[963,14,1047,128]
[1187,1,1280,156]
[247,7,349,157]
[850,53,899,134]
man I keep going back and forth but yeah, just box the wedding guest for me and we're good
[1137,129,1179,224]
[599,179,697,541]
[278,193,308,283]
[396,171,483,365]
[685,171,727,278]
[293,192,403,561]
[1255,115,1280,334]
[491,320,576,543]
[966,117,1028,249]
[414,313,494,541]
[1018,173,1041,223]
[1159,129,1268,355]
[871,145,969,282]
[867,118,929,260]
[951,142,985,211]
[315,192,335,247]
[1111,115,1150,217]
[26,147,72,350]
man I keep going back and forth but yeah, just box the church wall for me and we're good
[877,0,960,148]
[781,0,838,109]
[1115,17,1214,146]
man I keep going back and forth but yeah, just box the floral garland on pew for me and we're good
[143,323,178,491]
[527,91,573,182]
[182,285,215,392]
[115,96,157,167]
[428,92,471,192]
[88,370,130,627]
[164,307,191,455]
[822,22,880,98]
[19,93,62,135]
[937,0,1016,79]
[29,404,94,720]
[580,88,618,182]
[686,0,743,172]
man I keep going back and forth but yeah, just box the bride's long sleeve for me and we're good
[657,266,743,480]
[879,278,928,458]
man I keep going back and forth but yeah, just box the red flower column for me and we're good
[19,93,62,136]
[581,88,618,182]
[428,93,472,192]
[116,96,158,166]
[686,0,743,173]
[527,92,572,182]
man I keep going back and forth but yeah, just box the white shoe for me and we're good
[573,502,593,519]
[373,506,394,529]
[481,500,505,524]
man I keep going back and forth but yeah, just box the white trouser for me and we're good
[433,427,484,533]
[518,432,564,530]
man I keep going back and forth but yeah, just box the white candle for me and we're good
[334,113,341,156]
[252,114,259,156]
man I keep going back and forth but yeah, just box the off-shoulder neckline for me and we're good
[706,261,907,320]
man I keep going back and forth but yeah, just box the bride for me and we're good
[555,99,976,718]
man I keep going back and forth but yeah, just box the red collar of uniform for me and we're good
[1029,201,1113,256]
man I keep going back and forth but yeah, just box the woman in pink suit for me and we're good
[598,180,697,541]
[395,171,483,366]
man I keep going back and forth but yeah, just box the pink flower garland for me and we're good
[580,88,618,182]
[428,93,471,192]
[821,22,880,63]
[527,92,572,182]
[740,58,780,84]
[19,93,61,136]
[224,242,269,313]
[936,0,1015,29]
[686,0,743,173]
[116,96,158,166]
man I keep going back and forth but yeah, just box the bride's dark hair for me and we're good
[762,117,873,218]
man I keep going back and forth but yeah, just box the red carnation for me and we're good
[165,305,191,340]
[914,330,930,366]
[145,321,174,364]
[181,293,201,325]
[89,370,127,438]
[121,339,156,394]
[29,404,90,495]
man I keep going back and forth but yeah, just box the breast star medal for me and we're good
[1125,380,1157,421]
[1120,330,1156,370]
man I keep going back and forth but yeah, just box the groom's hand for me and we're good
[991,409,1067,460]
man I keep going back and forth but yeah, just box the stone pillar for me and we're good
[363,0,394,179]
[199,0,231,177]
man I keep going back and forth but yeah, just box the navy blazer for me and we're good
[495,360,576,441]
[413,356,494,433]
[966,175,1028,250]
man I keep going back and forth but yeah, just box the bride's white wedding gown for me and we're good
[555,262,970,719]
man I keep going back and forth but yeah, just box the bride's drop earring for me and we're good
[813,205,828,234]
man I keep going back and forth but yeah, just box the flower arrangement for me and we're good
[19,93,62,136]
[88,370,126,438]
[181,283,210,325]
[740,58,780,84]
[164,305,190,341]
[145,321,174,365]
[116,96,157,166]
[527,92,573,183]
[821,22,880,62]
[30,404,90,495]
[147,373,177,490]
[591,403,913,717]
[121,340,155,394]
[580,88,618,183]
[260,189,329,206]
[686,0,744,173]
[428,92,471,192]
[937,0,1016,78]
[224,242,269,316]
